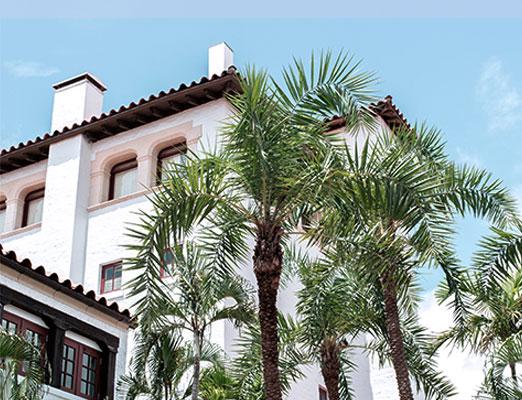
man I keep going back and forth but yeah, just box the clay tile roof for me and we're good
[327,95,410,131]
[0,67,240,174]
[0,244,132,324]
[369,95,410,130]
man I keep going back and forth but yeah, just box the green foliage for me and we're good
[0,330,44,400]
[231,314,308,400]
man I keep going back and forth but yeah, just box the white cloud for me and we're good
[3,60,59,77]
[419,291,485,399]
[477,57,522,132]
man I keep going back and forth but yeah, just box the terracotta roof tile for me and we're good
[0,67,240,173]
[0,244,132,324]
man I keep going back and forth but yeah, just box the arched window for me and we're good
[0,198,6,233]
[156,142,187,183]
[108,157,138,200]
[22,188,45,227]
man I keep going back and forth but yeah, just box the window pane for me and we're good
[113,167,137,198]
[103,279,113,293]
[0,209,5,233]
[160,153,186,181]
[113,265,122,290]
[26,197,44,225]
[1,319,17,334]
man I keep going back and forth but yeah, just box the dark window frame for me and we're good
[22,188,45,227]
[108,158,138,201]
[100,262,123,294]
[156,142,187,184]
[60,338,102,400]
[1,310,49,373]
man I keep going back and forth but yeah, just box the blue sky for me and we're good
[1,18,522,290]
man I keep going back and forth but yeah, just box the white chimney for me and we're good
[51,72,106,132]
[208,42,234,78]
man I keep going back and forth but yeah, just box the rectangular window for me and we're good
[101,262,123,293]
[61,343,76,390]
[61,338,101,399]
[109,159,138,200]
[319,386,328,400]
[1,311,48,374]
[80,350,98,397]
[1,318,18,334]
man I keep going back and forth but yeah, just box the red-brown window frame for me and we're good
[108,158,138,201]
[22,188,45,227]
[156,142,187,184]
[60,338,102,400]
[1,310,48,372]
[100,261,123,294]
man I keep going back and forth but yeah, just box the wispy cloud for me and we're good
[3,60,59,77]
[477,57,522,132]
[419,291,485,399]
[456,146,482,167]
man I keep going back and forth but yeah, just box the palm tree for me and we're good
[0,329,44,400]
[436,227,522,396]
[477,332,522,399]
[119,327,222,400]
[313,126,519,399]
[126,51,377,400]
[126,242,254,400]
[231,313,307,400]
[294,251,364,400]
[199,364,238,400]
[293,245,455,400]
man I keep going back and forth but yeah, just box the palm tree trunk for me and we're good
[253,223,284,400]
[191,331,201,400]
[380,268,414,400]
[320,339,341,400]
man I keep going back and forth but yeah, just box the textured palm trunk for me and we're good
[191,331,201,400]
[253,223,284,400]
[380,268,414,400]
[320,339,341,400]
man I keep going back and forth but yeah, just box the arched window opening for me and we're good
[108,157,138,200]
[156,142,187,183]
[22,188,45,227]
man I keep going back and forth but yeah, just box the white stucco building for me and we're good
[0,43,409,399]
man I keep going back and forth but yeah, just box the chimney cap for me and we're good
[53,72,107,92]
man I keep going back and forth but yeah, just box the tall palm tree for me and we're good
[231,313,307,400]
[126,242,254,400]
[313,126,519,399]
[294,245,455,400]
[436,227,522,395]
[126,51,377,400]
[0,330,44,400]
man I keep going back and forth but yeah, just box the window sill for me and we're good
[45,385,86,400]
[0,222,42,240]
[100,289,124,301]
[88,190,148,212]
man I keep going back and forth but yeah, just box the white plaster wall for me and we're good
[51,80,104,133]
[41,134,91,282]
